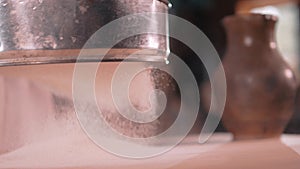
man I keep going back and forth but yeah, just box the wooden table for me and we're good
[0,133,299,169]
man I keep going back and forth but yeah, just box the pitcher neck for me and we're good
[223,14,278,51]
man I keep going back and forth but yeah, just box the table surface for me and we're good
[0,133,300,169]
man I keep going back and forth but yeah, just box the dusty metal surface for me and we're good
[0,0,169,66]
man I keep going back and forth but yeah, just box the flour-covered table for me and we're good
[0,133,299,169]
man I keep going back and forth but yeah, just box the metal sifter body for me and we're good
[0,0,169,66]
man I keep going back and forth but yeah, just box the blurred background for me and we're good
[168,0,300,133]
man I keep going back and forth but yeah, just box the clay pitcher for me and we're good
[221,14,297,140]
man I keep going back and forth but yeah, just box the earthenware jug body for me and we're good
[221,14,297,140]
